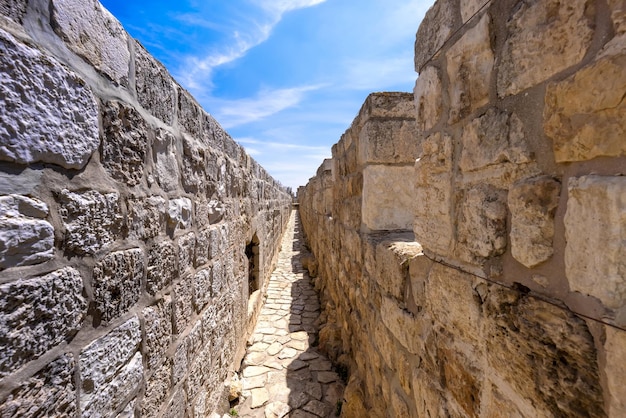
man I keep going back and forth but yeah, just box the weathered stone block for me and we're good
[0,195,54,269]
[178,232,196,274]
[456,185,507,264]
[79,317,143,417]
[0,267,86,377]
[509,176,560,268]
[565,175,626,309]
[181,135,209,195]
[605,326,626,416]
[446,14,493,123]
[544,36,626,162]
[101,101,149,186]
[128,195,166,240]
[142,359,172,417]
[147,240,177,295]
[195,228,211,267]
[414,0,458,71]
[186,347,211,399]
[193,268,211,313]
[51,0,130,84]
[116,400,135,418]
[374,239,422,301]
[172,339,187,386]
[414,65,442,131]
[173,274,193,334]
[362,165,416,231]
[357,119,418,165]
[153,128,180,193]
[414,132,454,256]
[143,297,172,372]
[483,286,604,417]
[460,109,531,173]
[0,354,76,416]
[380,296,426,355]
[609,0,626,34]
[178,88,202,138]
[0,0,27,23]
[164,388,186,418]
[498,0,595,97]
[461,0,485,23]
[135,41,175,125]
[93,248,144,323]
[440,348,482,417]
[0,29,99,169]
[168,197,193,231]
[57,189,122,255]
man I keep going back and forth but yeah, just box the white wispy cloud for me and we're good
[212,84,324,128]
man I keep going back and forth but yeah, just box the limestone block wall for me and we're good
[300,0,626,416]
[0,0,292,416]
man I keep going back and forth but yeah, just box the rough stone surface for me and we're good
[0,194,54,269]
[146,240,177,295]
[178,89,202,139]
[135,41,175,125]
[544,36,626,162]
[168,197,193,231]
[461,0,485,23]
[51,0,130,84]
[0,267,86,377]
[509,176,561,268]
[605,326,626,417]
[565,175,626,309]
[93,248,144,323]
[101,101,149,186]
[498,0,595,97]
[173,274,193,333]
[446,14,493,123]
[609,0,626,34]
[0,354,76,416]
[0,29,99,169]
[143,297,172,371]
[79,317,143,417]
[357,119,418,165]
[192,268,212,312]
[142,360,171,417]
[57,189,123,255]
[414,0,458,71]
[413,65,442,131]
[362,165,415,231]
[459,109,531,173]
[0,0,26,23]
[127,195,166,240]
[153,129,181,192]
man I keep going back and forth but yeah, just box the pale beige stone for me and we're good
[375,239,422,301]
[608,0,626,34]
[446,13,493,123]
[461,0,485,23]
[414,66,442,131]
[414,132,454,256]
[509,176,561,268]
[380,296,426,355]
[604,326,626,416]
[498,0,595,97]
[544,36,626,162]
[362,165,415,231]
[414,0,458,71]
[250,388,269,408]
[357,119,419,165]
[565,175,626,309]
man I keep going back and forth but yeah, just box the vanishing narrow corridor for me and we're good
[234,210,344,418]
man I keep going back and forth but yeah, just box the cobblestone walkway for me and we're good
[234,210,344,418]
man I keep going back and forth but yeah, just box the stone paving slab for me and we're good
[234,210,344,418]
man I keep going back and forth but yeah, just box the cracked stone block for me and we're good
[142,359,171,417]
[147,240,177,295]
[143,297,172,372]
[0,195,54,269]
[565,175,626,309]
[93,248,144,323]
[153,128,180,193]
[509,176,561,268]
[0,354,76,416]
[0,29,99,169]
[128,195,166,240]
[545,36,626,162]
[192,268,211,313]
[168,197,192,231]
[446,13,493,123]
[0,0,27,23]
[498,0,595,97]
[135,41,175,125]
[178,232,195,274]
[101,101,149,186]
[57,189,122,255]
[80,339,143,417]
[460,109,531,173]
[414,65,442,131]
[456,185,507,264]
[414,0,458,71]
[0,267,86,377]
[51,0,130,85]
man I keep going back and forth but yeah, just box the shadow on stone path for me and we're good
[234,210,344,418]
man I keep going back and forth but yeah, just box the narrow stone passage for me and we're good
[234,210,344,418]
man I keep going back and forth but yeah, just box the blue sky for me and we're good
[99,0,433,190]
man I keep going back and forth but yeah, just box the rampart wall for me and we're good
[0,0,292,416]
[299,0,626,416]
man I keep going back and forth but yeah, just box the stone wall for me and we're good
[0,0,292,416]
[299,0,626,416]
